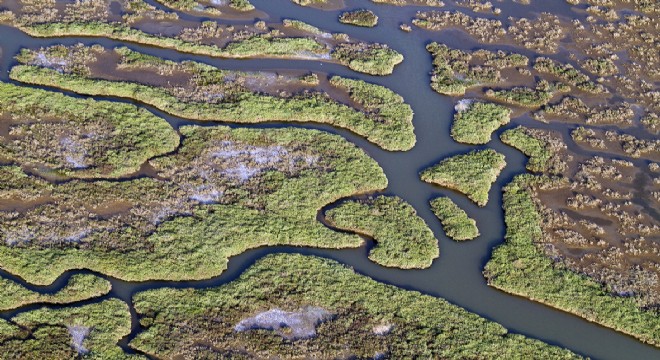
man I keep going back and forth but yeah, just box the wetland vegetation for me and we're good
[426,42,528,96]
[485,174,660,346]
[0,82,179,179]
[0,0,402,75]
[131,253,581,359]
[430,197,479,241]
[154,0,256,14]
[339,9,378,27]
[0,274,111,311]
[325,195,439,269]
[0,124,387,285]
[451,100,511,144]
[0,299,133,358]
[11,44,414,151]
[420,149,506,207]
[417,4,660,344]
[0,0,658,357]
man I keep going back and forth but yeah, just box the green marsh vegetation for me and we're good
[414,11,508,44]
[0,299,134,358]
[293,0,446,7]
[12,45,414,151]
[415,3,660,348]
[426,42,528,96]
[339,9,379,27]
[430,197,479,241]
[0,82,179,179]
[484,175,660,346]
[451,100,511,144]
[154,0,255,14]
[500,126,568,174]
[0,125,387,285]
[0,274,111,311]
[420,149,506,207]
[486,80,566,108]
[533,57,606,94]
[282,19,327,35]
[325,196,438,269]
[131,254,581,359]
[331,42,404,76]
[0,0,402,75]
[372,0,446,5]
[292,0,330,6]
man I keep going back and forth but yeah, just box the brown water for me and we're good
[0,0,659,358]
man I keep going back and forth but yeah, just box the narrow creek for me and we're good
[0,0,659,358]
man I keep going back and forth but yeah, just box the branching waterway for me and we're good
[0,0,658,358]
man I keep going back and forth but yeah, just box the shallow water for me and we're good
[0,0,659,358]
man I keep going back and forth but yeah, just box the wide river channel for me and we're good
[0,0,658,359]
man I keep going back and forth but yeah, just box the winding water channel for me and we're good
[0,0,659,358]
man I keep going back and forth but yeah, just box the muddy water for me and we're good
[0,0,659,358]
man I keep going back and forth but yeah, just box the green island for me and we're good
[294,0,446,7]
[339,9,379,27]
[372,0,446,6]
[154,0,256,14]
[484,174,660,346]
[325,196,438,269]
[451,100,511,144]
[430,197,479,241]
[0,124,387,285]
[11,45,414,151]
[131,253,581,359]
[0,299,134,358]
[0,0,402,75]
[420,149,506,207]
[0,82,179,179]
[0,274,111,311]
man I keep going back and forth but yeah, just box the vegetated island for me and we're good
[430,197,479,241]
[294,0,446,8]
[154,0,256,16]
[339,9,379,27]
[0,82,179,179]
[0,274,111,311]
[11,44,414,151]
[420,149,506,207]
[325,195,439,269]
[451,100,511,144]
[130,253,582,359]
[0,299,133,358]
[0,119,387,285]
[0,0,402,75]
